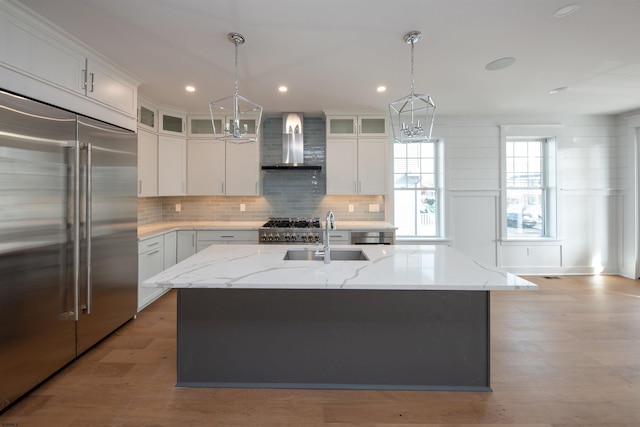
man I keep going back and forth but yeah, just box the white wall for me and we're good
[429,114,633,275]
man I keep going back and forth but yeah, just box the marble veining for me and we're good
[144,244,537,291]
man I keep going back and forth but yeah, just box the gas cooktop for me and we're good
[259,217,321,243]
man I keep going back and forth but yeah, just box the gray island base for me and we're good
[177,288,490,391]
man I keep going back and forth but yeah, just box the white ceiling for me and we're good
[14,0,640,116]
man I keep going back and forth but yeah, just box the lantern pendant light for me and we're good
[209,33,263,144]
[389,31,436,143]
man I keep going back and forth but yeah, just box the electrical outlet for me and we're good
[348,204,354,213]
[240,203,246,212]
[175,203,181,212]
[368,203,379,212]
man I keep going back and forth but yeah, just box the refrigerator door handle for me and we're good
[85,142,93,315]
[73,139,81,321]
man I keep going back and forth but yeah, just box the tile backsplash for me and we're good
[138,115,386,225]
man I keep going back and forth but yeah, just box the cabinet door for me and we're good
[326,139,358,195]
[137,130,158,197]
[2,13,85,96]
[158,135,186,196]
[177,231,196,262]
[358,116,387,136]
[138,244,164,310]
[326,116,357,138]
[357,138,387,194]
[187,139,225,195]
[188,115,215,137]
[160,110,186,135]
[138,103,157,131]
[85,59,137,116]
[225,142,260,195]
[163,231,177,269]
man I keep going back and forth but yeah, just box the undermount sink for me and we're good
[283,248,369,261]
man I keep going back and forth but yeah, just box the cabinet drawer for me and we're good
[197,230,258,242]
[138,235,164,254]
[328,231,350,244]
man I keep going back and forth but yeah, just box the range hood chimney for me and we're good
[261,113,321,170]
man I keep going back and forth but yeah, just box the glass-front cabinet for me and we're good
[138,102,157,131]
[160,110,186,135]
[325,114,387,138]
[193,114,259,139]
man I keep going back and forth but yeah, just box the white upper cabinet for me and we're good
[193,114,259,139]
[326,138,387,195]
[138,101,158,132]
[137,129,158,197]
[326,115,387,138]
[187,139,226,195]
[158,135,187,196]
[0,2,139,129]
[225,142,261,196]
[188,115,215,137]
[160,110,186,136]
[83,58,137,116]
[325,113,388,195]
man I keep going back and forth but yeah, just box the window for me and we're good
[393,140,441,237]
[505,137,556,238]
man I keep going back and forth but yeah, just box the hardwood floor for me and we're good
[1,275,639,426]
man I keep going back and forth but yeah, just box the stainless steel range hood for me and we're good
[261,113,321,171]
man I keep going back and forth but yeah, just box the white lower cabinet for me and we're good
[328,230,351,245]
[177,230,197,262]
[138,235,167,311]
[196,230,259,252]
[163,231,177,268]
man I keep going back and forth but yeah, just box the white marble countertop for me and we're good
[138,221,396,239]
[143,244,537,291]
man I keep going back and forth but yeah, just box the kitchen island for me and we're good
[144,244,537,391]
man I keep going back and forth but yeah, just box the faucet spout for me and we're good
[323,211,336,264]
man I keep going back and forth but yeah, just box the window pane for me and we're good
[394,189,437,237]
[507,189,544,237]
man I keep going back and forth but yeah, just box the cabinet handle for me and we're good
[222,182,225,193]
[145,250,160,256]
[147,242,160,247]
[138,180,142,194]
[221,235,234,238]
[88,73,94,92]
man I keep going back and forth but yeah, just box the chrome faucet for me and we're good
[316,211,336,263]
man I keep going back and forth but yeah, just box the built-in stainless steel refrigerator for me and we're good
[0,89,138,411]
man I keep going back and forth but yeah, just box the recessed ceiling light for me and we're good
[278,86,288,93]
[553,4,580,18]
[485,57,516,71]
[549,86,568,94]
[185,85,195,92]
[377,86,387,93]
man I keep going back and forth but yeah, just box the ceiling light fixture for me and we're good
[389,31,435,143]
[209,32,263,144]
[485,57,516,71]
[549,86,568,94]
[553,4,580,18]
[377,86,387,93]
[185,85,195,92]
[278,86,288,93]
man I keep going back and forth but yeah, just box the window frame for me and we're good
[392,138,444,239]
[500,125,558,241]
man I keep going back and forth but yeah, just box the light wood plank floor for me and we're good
[1,275,639,426]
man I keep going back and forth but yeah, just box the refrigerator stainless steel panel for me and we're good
[76,116,137,354]
[0,90,138,411]
[0,91,77,410]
